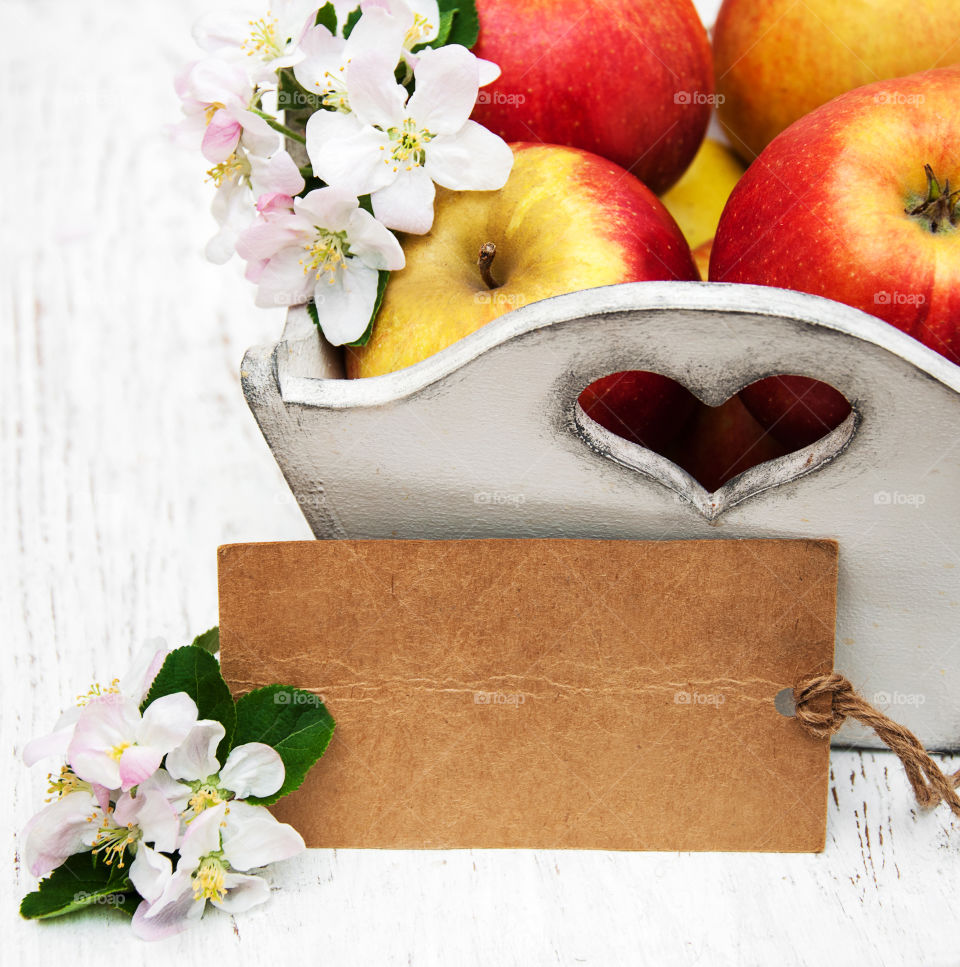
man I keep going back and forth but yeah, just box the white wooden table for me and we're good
[4,1,959,963]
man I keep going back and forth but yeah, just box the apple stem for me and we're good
[905,164,960,232]
[478,242,502,290]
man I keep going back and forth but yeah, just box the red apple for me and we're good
[579,372,698,454]
[661,396,788,493]
[711,66,960,441]
[472,0,714,193]
[738,376,851,452]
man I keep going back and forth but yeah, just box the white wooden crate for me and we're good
[242,282,960,751]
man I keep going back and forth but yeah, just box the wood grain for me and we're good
[4,0,959,963]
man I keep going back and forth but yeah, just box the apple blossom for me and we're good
[67,692,199,791]
[163,719,287,814]
[22,790,103,878]
[23,638,171,766]
[192,0,320,82]
[131,801,304,941]
[236,185,405,343]
[175,57,277,164]
[293,5,405,113]
[205,145,305,264]
[305,44,513,233]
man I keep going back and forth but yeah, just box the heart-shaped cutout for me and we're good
[576,371,856,520]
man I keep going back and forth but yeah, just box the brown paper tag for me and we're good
[218,539,838,852]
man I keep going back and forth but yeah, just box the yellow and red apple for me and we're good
[471,0,714,193]
[713,0,960,161]
[347,142,698,378]
[711,66,960,448]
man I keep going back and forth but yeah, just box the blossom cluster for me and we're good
[177,0,513,346]
[20,635,334,939]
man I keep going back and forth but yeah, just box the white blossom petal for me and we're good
[138,692,199,751]
[214,873,272,913]
[219,743,286,799]
[131,871,204,941]
[408,45,480,136]
[23,706,81,766]
[165,720,226,782]
[129,844,172,904]
[306,110,394,196]
[371,165,436,233]
[424,121,514,191]
[221,801,305,870]
[294,186,360,233]
[315,259,381,344]
[346,49,407,128]
[345,208,405,270]
[255,246,316,308]
[22,791,98,877]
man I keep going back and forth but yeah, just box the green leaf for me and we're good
[277,68,324,114]
[141,646,236,764]
[314,2,337,32]
[420,9,455,50]
[20,852,132,921]
[191,626,220,655]
[439,0,479,49]
[232,686,335,805]
[306,268,389,348]
[342,7,363,38]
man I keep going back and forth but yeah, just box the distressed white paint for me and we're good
[4,0,959,964]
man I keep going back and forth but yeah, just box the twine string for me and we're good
[794,673,960,818]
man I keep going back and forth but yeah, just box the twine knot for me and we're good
[794,672,960,817]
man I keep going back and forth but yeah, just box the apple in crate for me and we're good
[714,0,960,160]
[347,142,698,379]
[471,0,713,193]
[710,66,960,448]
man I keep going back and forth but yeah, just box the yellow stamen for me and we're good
[193,856,228,902]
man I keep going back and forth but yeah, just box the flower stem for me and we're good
[251,109,307,145]
[478,242,501,290]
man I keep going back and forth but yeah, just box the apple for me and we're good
[737,376,851,452]
[471,0,714,193]
[710,67,960,443]
[579,372,698,454]
[346,142,698,378]
[713,0,960,161]
[662,395,789,494]
[659,138,746,250]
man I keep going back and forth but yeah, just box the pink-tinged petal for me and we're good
[214,872,271,913]
[221,801,305,871]
[138,692,198,751]
[115,785,181,852]
[294,186,359,233]
[165,720,225,783]
[424,122,514,191]
[245,258,268,283]
[233,107,281,158]
[236,214,308,261]
[140,768,193,814]
[22,792,98,877]
[68,695,141,788]
[131,872,204,941]
[23,706,81,765]
[119,638,170,706]
[408,45,479,135]
[256,192,295,216]
[250,150,305,198]
[345,208,405,271]
[118,745,163,791]
[201,112,242,164]
[91,783,112,813]
[306,110,394,196]
[129,844,172,904]
[314,259,380,345]
[182,57,250,105]
[346,50,407,128]
[255,247,316,308]
[179,803,227,866]
[371,166,435,233]
[219,743,285,799]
